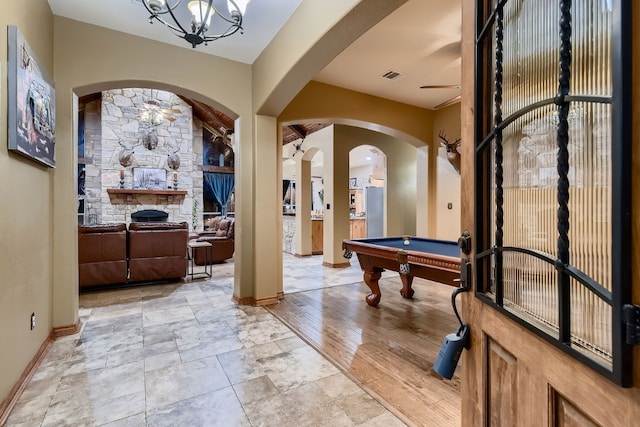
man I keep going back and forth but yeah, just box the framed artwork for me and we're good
[133,168,167,190]
[7,26,56,168]
[349,177,357,188]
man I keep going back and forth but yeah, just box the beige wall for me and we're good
[0,0,54,404]
[292,125,419,265]
[51,17,256,313]
[433,103,462,240]
[280,81,434,147]
[279,81,461,240]
[334,125,418,236]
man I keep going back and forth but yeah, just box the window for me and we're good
[202,128,235,227]
[474,0,632,386]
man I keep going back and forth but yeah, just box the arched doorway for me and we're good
[77,87,236,233]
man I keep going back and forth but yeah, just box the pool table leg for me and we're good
[399,274,415,299]
[363,269,383,307]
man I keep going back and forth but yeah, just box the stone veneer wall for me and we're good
[82,88,205,230]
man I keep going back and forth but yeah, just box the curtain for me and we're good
[204,172,235,216]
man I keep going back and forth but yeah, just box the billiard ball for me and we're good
[403,235,410,246]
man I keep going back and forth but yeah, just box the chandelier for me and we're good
[141,0,250,48]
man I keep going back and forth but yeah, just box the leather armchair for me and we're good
[128,222,189,282]
[193,216,235,265]
[78,223,128,288]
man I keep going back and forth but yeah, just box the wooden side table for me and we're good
[187,241,212,279]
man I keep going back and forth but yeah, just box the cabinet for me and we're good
[350,218,366,239]
[311,219,323,254]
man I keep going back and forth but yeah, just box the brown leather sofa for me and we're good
[128,222,189,282]
[192,216,235,265]
[78,223,128,288]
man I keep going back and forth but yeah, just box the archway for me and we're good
[76,86,236,231]
[348,145,387,239]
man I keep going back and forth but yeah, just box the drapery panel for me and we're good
[204,172,234,216]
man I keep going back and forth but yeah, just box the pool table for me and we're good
[342,236,461,307]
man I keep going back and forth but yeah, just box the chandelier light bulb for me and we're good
[228,0,250,16]
[188,1,214,30]
[148,0,166,13]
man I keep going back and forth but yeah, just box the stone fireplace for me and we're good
[80,88,205,229]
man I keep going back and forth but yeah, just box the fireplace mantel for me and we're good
[107,188,187,202]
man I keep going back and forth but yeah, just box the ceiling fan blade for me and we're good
[162,114,176,122]
[419,85,461,89]
[434,95,462,110]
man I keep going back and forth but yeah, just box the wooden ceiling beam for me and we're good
[288,124,307,140]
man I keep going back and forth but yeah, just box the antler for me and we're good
[438,131,461,150]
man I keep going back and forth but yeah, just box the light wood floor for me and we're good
[267,273,462,427]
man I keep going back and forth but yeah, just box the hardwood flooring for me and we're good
[267,273,462,427]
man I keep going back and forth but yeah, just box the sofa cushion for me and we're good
[128,222,189,282]
[192,217,235,265]
[78,223,128,288]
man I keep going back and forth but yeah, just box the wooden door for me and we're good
[459,1,640,425]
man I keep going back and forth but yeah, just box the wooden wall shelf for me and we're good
[107,188,187,202]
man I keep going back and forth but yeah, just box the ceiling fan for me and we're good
[292,139,306,157]
[138,94,182,127]
[419,84,462,109]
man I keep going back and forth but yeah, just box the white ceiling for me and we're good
[47,0,461,110]
[47,0,304,65]
[314,0,462,110]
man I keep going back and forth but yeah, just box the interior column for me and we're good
[249,115,282,304]
[52,90,79,330]
[323,128,351,267]
[294,157,312,256]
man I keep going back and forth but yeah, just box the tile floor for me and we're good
[6,254,406,426]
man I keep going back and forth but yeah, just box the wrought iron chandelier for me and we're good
[141,0,250,48]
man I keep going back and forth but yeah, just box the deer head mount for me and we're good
[116,135,182,170]
[438,130,461,175]
[166,145,181,170]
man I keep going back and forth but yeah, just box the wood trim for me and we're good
[0,334,54,425]
[232,294,251,305]
[106,189,187,197]
[201,165,234,173]
[322,261,351,268]
[52,321,82,337]
[232,294,282,306]
[294,253,313,258]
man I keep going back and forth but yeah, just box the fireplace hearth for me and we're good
[131,209,168,222]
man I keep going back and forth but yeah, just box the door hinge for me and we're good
[623,304,640,346]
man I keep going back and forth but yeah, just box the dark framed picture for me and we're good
[7,26,56,168]
[133,168,167,190]
[349,177,357,189]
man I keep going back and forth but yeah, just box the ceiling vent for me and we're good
[380,70,404,80]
